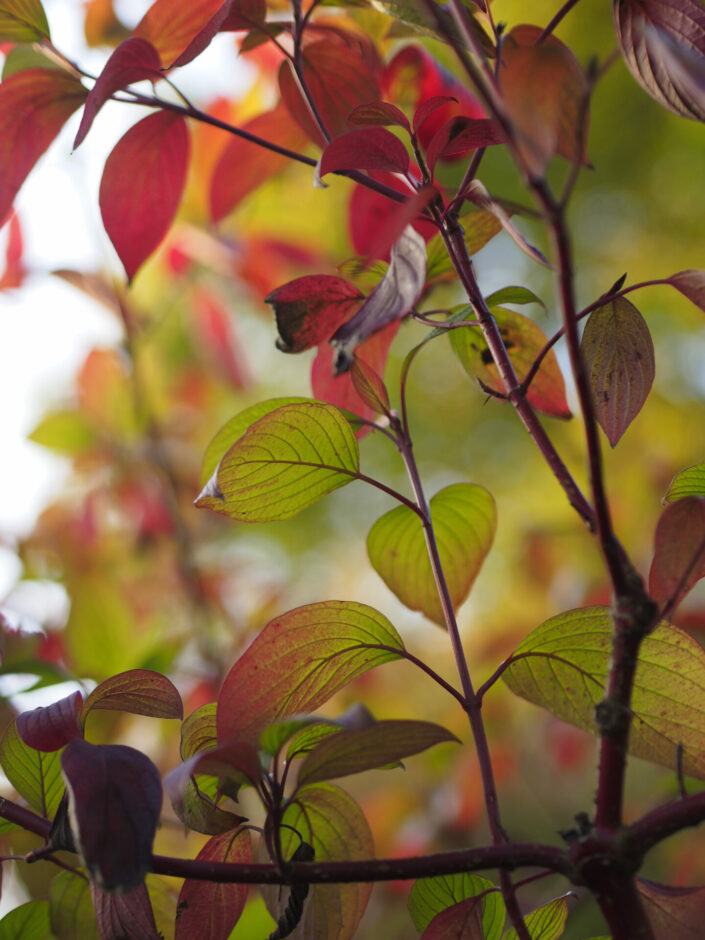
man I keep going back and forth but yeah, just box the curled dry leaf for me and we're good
[463,181,551,268]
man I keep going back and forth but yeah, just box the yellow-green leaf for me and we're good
[409,874,504,939]
[665,462,705,502]
[0,0,50,42]
[0,719,64,817]
[503,893,571,940]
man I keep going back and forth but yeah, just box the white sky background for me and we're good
[0,1,254,596]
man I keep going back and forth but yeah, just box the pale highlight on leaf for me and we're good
[195,401,359,522]
[368,483,496,626]
[580,296,655,446]
[502,607,705,779]
[649,496,705,609]
[217,600,404,745]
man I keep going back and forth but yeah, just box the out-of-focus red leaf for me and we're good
[279,37,381,146]
[363,185,436,265]
[99,111,190,281]
[220,0,266,31]
[348,101,410,132]
[73,38,162,149]
[501,24,589,173]
[61,740,162,892]
[420,898,484,939]
[175,829,251,940]
[266,274,363,353]
[312,321,399,433]
[319,127,410,177]
[82,669,183,721]
[16,691,83,752]
[90,883,160,939]
[331,225,426,372]
[650,497,705,610]
[0,69,86,224]
[413,95,457,135]
[614,0,705,122]
[209,105,308,222]
[235,235,318,297]
[192,288,251,388]
[348,172,437,261]
[0,213,24,289]
[425,116,506,173]
[133,0,229,67]
[637,877,705,939]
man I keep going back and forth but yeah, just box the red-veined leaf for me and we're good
[16,691,83,752]
[409,874,504,938]
[331,225,426,372]
[501,24,589,173]
[0,0,50,41]
[82,669,183,722]
[319,127,410,177]
[637,878,705,939]
[649,496,705,610]
[462,180,551,267]
[351,356,391,415]
[61,740,161,892]
[348,100,410,132]
[175,829,251,939]
[614,0,705,121]
[580,295,655,446]
[50,870,99,940]
[368,483,496,626]
[195,401,359,522]
[668,269,705,310]
[503,894,572,940]
[450,307,570,418]
[90,883,159,940]
[0,718,64,816]
[297,719,458,786]
[209,105,308,222]
[133,0,229,67]
[217,600,404,745]
[0,69,86,223]
[421,898,485,939]
[99,110,190,281]
[425,116,506,174]
[665,462,705,502]
[266,275,363,353]
[502,607,705,779]
[73,38,162,148]
[413,95,458,135]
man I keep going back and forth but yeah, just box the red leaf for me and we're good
[0,212,25,289]
[650,497,705,610]
[91,883,160,939]
[99,111,190,281]
[192,288,251,389]
[279,36,381,146]
[209,105,308,222]
[61,740,162,892]
[133,0,230,67]
[420,898,484,939]
[348,101,410,132]
[220,0,267,31]
[0,69,86,224]
[348,172,437,261]
[266,275,363,353]
[82,669,183,721]
[319,127,410,177]
[414,95,458,135]
[363,185,436,265]
[175,830,252,939]
[669,269,705,311]
[614,0,705,121]
[425,116,506,174]
[73,38,162,149]
[16,691,83,752]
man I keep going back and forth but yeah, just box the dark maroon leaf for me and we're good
[220,0,267,30]
[266,275,363,353]
[348,101,411,132]
[413,95,458,135]
[650,496,705,610]
[82,669,183,721]
[668,269,705,311]
[73,38,163,149]
[90,882,160,939]
[425,117,506,173]
[319,127,410,178]
[16,691,83,752]
[61,740,162,892]
[614,0,705,121]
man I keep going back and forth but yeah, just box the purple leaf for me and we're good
[90,882,160,939]
[16,691,83,752]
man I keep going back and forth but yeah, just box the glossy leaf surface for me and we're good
[580,296,655,445]
[409,874,504,938]
[217,600,404,745]
[649,496,705,609]
[368,483,496,626]
[195,401,359,522]
[502,607,705,778]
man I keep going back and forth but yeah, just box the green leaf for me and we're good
[264,783,373,940]
[484,286,546,313]
[503,893,572,939]
[28,410,97,455]
[367,483,496,626]
[0,718,64,816]
[451,308,571,419]
[409,873,504,938]
[274,703,377,760]
[50,870,99,940]
[297,720,459,786]
[175,777,243,835]
[2,43,63,79]
[502,607,705,778]
[665,463,705,502]
[218,601,404,745]
[181,702,218,760]
[82,670,183,723]
[369,0,494,55]
[196,401,359,522]
[0,0,50,41]
[199,397,310,487]
[0,900,51,938]
[580,296,655,446]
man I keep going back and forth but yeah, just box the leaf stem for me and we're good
[538,0,584,43]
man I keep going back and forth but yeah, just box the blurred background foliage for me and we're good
[1,0,705,936]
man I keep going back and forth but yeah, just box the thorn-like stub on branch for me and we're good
[595,697,630,737]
